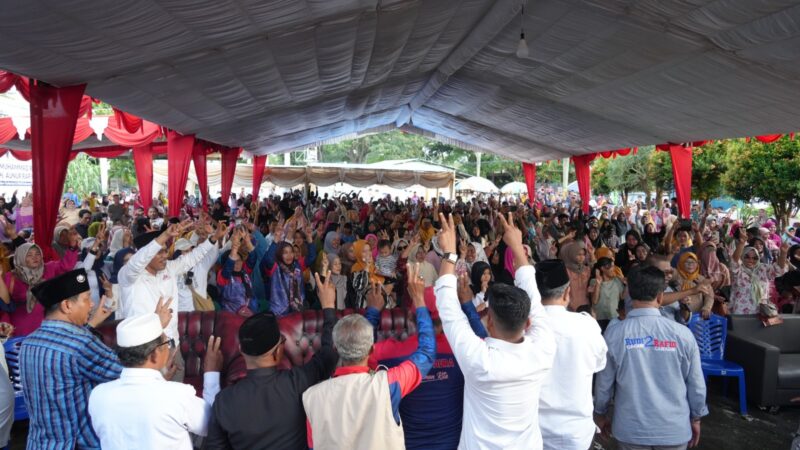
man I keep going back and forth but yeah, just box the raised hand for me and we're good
[437,213,456,254]
[0,322,14,338]
[457,273,473,305]
[313,270,336,309]
[99,273,113,294]
[497,212,523,249]
[203,336,223,373]
[407,263,426,308]
[155,297,173,328]
[366,282,384,310]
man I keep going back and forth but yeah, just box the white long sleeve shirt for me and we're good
[176,243,219,312]
[88,368,219,450]
[118,239,215,344]
[435,265,556,450]
[539,305,607,450]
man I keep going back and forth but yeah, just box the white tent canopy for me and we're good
[153,159,454,190]
[501,181,527,194]
[456,176,499,193]
[2,1,800,162]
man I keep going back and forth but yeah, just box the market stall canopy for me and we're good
[501,181,527,194]
[153,159,455,189]
[456,176,499,193]
[2,1,800,162]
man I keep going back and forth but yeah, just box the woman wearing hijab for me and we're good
[489,241,514,286]
[338,242,356,277]
[559,240,591,311]
[699,242,730,291]
[346,240,383,309]
[14,194,33,233]
[615,229,642,275]
[262,240,306,317]
[319,252,348,310]
[1,242,78,335]
[673,252,714,320]
[730,232,788,315]
[109,247,135,319]
[789,244,800,271]
[589,257,625,332]
[469,261,492,312]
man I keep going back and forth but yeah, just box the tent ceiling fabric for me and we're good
[2,0,800,162]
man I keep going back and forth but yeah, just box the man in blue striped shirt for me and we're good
[20,269,123,450]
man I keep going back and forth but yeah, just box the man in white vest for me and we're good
[535,259,607,450]
[302,265,436,450]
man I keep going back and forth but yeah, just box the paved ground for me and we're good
[7,382,800,449]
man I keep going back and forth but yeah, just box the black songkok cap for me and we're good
[31,268,90,309]
[133,231,160,250]
[535,259,570,291]
[239,313,282,356]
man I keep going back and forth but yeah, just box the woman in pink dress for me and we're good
[14,194,33,232]
[0,241,78,335]
[729,232,788,315]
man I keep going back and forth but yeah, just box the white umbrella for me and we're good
[501,181,527,194]
[455,176,500,193]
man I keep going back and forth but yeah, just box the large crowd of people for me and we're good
[0,185,798,449]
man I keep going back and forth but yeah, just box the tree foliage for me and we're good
[64,154,101,197]
[109,158,137,188]
[724,137,800,228]
[690,141,728,205]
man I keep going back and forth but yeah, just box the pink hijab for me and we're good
[365,234,379,259]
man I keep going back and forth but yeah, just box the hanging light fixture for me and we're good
[516,3,529,59]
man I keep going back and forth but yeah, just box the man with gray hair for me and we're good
[303,264,436,450]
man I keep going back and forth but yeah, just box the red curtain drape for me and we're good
[252,155,267,199]
[668,145,693,219]
[220,147,242,204]
[113,108,143,133]
[133,145,154,211]
[522,162,536,207]
[571,154,596,214]
[104,115,162,147]
[30,81,86,260]
[167,131,195,218]
[192,142,210,212]
[82,146,129,159]
[0,118,18,144]
[755,134,783,143]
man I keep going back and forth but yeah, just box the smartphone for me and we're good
[103,296,115,310]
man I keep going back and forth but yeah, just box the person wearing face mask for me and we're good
[730,232,789,314]
[88,314,222,449]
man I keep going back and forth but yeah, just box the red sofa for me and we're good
[97,309,417,393]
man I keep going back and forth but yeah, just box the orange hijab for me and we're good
[594,247,624,279]
[351,240,383,283]
[677,252,701,291]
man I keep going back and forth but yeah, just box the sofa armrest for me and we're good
[726,333,780,406]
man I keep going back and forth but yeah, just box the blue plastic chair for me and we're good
[3,336,28,421]
[687,313,747,415]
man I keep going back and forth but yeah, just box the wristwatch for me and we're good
[442,252,458,264]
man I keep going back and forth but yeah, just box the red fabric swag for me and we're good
[113,108,144,134]
[0,118,18,144]
[252,155,267,199]
[220,147,242,204]
[755,134,782,143]
[668,145,693,219]
[133,145,154,211]
[167,131,195,218]
[192,142,210,212]
[522,162,536,207]
[104,114,162,148]
[30,80,86,260]
[571,154,596,213]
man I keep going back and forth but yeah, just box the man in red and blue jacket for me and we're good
[366,286,487,450]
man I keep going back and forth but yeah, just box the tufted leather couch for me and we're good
[97,308,417,392]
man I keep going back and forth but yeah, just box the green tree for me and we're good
[109,158,137,188]
[691,141,728,207]
[605,147,654,205]
[724,137,800,229]
[64,154,101,197]
[648,149,674,203]
[591,157,612,195]
[537,160,573,186]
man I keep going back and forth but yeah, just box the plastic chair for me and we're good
[687,313,747,415]
[3,336,28,421]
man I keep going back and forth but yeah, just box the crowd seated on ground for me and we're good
[0,185,798,449]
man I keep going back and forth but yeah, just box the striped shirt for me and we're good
[20,320,122,450]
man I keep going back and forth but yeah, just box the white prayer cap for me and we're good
[174,238,193,252]
[116,313,163,347]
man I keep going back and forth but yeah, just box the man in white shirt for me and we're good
[89,313,223,450]
[435,212,556,450]
[118,219,226,381]
[535,259,607,450]
[173,228,220,313]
